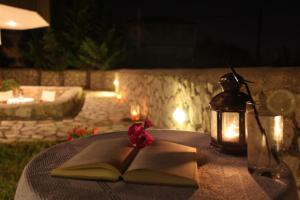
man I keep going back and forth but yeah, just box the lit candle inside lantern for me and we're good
[223,120,239,141]
[130,104,140,121]
[273,116,283,151]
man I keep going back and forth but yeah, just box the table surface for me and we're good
[14,130,298,200]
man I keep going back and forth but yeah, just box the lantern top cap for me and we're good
[210,92,250,111]
[219,73,245,92]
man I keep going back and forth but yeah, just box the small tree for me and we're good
[62,0,125,89]
[22,29,68,85]
[79,28,123,89]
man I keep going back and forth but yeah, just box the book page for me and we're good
[123,140,198,187]
[51,137,137,181]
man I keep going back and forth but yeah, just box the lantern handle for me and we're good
[228,64,240,83]
[227,64,254,84]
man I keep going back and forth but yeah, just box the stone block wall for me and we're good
[41,71,62,86]
[91,71,115,91]
[64,70,86,87]
[1,68,39,85]
[117,68,300,153]
[0,68,115,90]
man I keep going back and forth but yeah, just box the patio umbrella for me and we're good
[0,3,49,44]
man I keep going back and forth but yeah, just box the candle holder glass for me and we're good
[130,103,141,121]
[246,102,287,178]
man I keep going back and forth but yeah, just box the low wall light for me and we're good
[116,93,122,100]
[113,79,119,93]
[173,108,187,124]
[113,79,119,87]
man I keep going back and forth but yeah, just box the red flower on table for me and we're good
[144,119,153,129]
[128,119,154,149]
[128,123,143,144]
[136,131,154,148]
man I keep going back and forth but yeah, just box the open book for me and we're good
[51,138,199,187]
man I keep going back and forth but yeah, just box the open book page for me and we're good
[122,140,198,187]
[51,137,137,181]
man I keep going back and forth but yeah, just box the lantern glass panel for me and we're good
[211,110,218,140]
[222,112,240,143]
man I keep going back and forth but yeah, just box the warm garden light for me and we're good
[113,79,119,86]
[5,20,17,27]
[0,4,49,45]
[113,79,120,93]
[173,108,187,124]
[116,93,122,99]
[0,4,49,30]
[94,91,116,98]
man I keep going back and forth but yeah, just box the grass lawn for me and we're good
[0,142,59,200]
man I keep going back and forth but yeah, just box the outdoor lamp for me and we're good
[0,4,49,45]
[210,72,250,154]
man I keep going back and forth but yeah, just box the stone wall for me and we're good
[0,68,115,91]
[2,68,39,85]
[117,67,300,180]
[117,68,300,151]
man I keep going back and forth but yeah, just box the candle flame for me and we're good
[274,116,283,151]
[262,134,266,148]
[131,110,138,116]
[223,121,239,141]
[130,104,140,121]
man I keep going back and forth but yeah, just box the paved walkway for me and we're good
[0,91,132,143]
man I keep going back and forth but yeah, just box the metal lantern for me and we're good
[210,72,250,154]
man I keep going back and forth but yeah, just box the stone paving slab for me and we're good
[0,91,132,142]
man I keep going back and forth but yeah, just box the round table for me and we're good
[15,130,298,200]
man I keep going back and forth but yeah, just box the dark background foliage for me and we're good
[1,0,300,69]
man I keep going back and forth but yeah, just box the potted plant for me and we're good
[0,79,20,102]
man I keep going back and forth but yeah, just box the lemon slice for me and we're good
[266,89,296,116]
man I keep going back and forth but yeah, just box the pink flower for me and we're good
[128,120,154,149]
[136,131,154,149]
[128,123,143,144]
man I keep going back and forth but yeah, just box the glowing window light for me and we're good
[173,108,187,124]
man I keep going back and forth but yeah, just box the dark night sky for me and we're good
[2,0,299,67]
[104,0,300,63]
